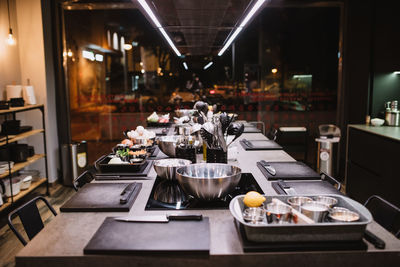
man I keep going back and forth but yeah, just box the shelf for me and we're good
[0,104,44,115]
[0,129,44,146]
[0,178,47,213]
[0,154,45,179]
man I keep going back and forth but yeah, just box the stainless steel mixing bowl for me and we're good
[153,158,192,180]
[176,163,242,201]
[157,135,182,157]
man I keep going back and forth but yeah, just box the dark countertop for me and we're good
[15,132,400,267]
[349,124,400,142]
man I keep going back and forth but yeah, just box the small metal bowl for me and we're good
[265,203,292,224]
[243,207,265,224]
[157,135,183,157]
[153,158,192,180]
[301,201,330,222]
[287,196,313,211]
[328,209,360,222]
[314,196,338,208]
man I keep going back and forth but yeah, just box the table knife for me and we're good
[115,214,203,223]
[277,180,297,195]
[120,183,137,204]
[260,160,276,176]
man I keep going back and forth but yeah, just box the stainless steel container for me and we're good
[265,203,292,224]
[157,135,182,157]
[153,158,192,180]
[301,201,330,222]
[287,196,313,211]
[385,101,400,126]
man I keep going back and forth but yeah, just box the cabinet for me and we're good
[0,104,49,213]
[345,125,400,206]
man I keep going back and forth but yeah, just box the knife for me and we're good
[120,183,137,204]
[260,160,276,176]
[242,139,253,147]
[115,214,203,223]
[277,180,297,195]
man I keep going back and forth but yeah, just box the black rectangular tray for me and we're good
[240,139,283,150]
[95,160,154,180]
[95,154,148,173]
[146,121,172,128]
[257,161,321,180]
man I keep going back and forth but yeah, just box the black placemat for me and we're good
[240,139,283,150]
[60,183,142,212]
[257,161,320,181]
[95,160,154,180]
[271,180,343,195]
[84,217,210,255]
[235,221,367,252]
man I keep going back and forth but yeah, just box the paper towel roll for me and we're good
[23,85,37,105]
[6,85,23,100]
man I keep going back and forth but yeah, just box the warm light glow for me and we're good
[6,33,16,46]
[123,43,133,50]
[210,90,216,94]
[394,71,400,75]
[141,69,145,74]
[137,0,181,57]
[169,72,173,76]
[293,74,312,78]
[82,50,95,61]
[271,68,278,74]
[183,62,188,70]
[140,62,143,66]
[218,0,266,56]
[95,54,103,62]
[67,49,73,57]
[203,61,213,70]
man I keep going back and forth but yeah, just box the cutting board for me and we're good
[257,161,320,180]
[84,217,210,254]
[240,139,283,150]
[60,183,142,212]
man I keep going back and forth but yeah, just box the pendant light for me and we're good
[6,0,16,46]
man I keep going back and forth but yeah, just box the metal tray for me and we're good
[95,154,148,173]
[229,194,372,243]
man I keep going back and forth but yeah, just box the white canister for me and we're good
[6,85,23,100]
[23,85,37,105]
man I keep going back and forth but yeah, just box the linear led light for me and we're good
[137,0,181,57]
[82,50,95,61]
[203,61,213,70]
[218,0,266,56]
[293,74,312,78]
[394,71,400,74]
[183,62,188,70]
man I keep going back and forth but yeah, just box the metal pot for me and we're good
[153,158,192,180]
[176,163,242,201]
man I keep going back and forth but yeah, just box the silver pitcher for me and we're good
[385,101,400,126]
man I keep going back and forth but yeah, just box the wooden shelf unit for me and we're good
[0,178,47,213]
[0,129,44,146]
[0,154,45,179]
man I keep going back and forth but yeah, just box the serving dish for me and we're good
[230,194,372,243]
[95,154,148,173]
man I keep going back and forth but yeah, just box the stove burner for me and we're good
[145,173,264,210]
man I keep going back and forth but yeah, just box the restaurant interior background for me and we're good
[60,0,340,172]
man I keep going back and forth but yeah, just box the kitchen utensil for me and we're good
[175,109,197,118]
[120,183,138,204]
[265,202,292,224]
[18,169,40,179]
[385,100,400,126]
[153,158,192,180]
[176,163,242,201]
[364,229,386,249]
[220,112,230,134]
[153,180,188,204]
[271,198,315,224]
[314,196,338,208]
[259,160,276,176]
[301,201,330,222]
[214,117,227,152]
[200,126,214,148]
[227,123,244,147]
[115,214,203,223]
[277,180,296,195]
[328,208,360,222]
[242,207,265,224]
[240,139,283,151]
[257,161,321,181]
[287,196,313,211]
[20,175,32,190]
[194,101,208,115]
[157,135,183,157]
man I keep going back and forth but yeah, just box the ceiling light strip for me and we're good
[218,0,266,56]
[203,62,213,70]
[137,0,181,57]
[183,62,188,70]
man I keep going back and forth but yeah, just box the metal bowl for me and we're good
[265,203,292,224]
[301,201,330,222]
[328,209,360,222]
[176,163,242,201]
[287,196,313,211]
[153,158,192,180]
[314,196,338,208]
[157,135,183,157]
[175,109,197,118]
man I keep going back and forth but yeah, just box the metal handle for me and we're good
[168,214,203,221]
[120,183,138,204]
[94,155,107,171]
[320,172,341,191]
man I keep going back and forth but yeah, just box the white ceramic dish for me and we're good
[3,178,21,197]
[371,118,385,126]
[20,175,32,190]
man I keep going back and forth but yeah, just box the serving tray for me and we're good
[230,194,372,243]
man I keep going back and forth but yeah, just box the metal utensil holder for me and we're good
[206,148,227,163]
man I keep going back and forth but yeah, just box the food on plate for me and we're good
[128,149,147,156]
[121,139,133,147]
[147,112,170,123]
[126,126,156,140]
[243,191,266,207]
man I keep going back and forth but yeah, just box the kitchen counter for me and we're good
[349,124,400,142]
[16,132,400,266]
